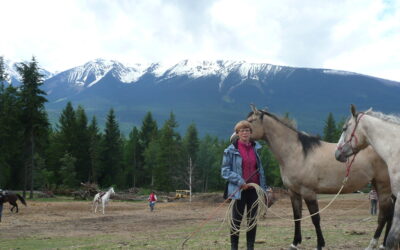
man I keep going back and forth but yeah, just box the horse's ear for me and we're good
[250,104,258,113]
[366,107,373,113]
[350,104,357,117]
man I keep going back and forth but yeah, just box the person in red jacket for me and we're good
[148,191,158,212]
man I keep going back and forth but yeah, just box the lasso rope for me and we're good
[222,183,268,234]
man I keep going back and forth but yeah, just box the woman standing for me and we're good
[221,120,267,250]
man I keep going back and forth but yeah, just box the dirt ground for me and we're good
[0,193,381,249]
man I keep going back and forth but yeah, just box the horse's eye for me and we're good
[342,126,347,132]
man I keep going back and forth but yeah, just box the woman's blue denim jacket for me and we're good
[221,140,267,200]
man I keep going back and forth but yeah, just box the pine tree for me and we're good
[74,106,91,182]
[57,102,76,152]
[0,82,24,188]
[153,112,182,191]
[88,116,102,183]
[16,57,49,198]
[125,126,142,187]
[323,112,337,142]
[335,117,346,142]
[182,123,199,191]
[143,139,160,187]
[140,111,158,148]
[196,135,217,192]
[183,123,199,163]
[100,109,123,187]
[139,112,158,186]
[59,153,77,188]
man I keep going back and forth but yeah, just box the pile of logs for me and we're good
[73,182,101,200]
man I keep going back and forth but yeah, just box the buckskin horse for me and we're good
[247,105,393,250]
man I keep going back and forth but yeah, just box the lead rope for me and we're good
[180,154,358,247]
[180,169,261,249]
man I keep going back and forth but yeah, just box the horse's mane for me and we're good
[365,110,400,126]
[249,110,321,156]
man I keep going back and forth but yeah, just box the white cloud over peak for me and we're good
[0,0,399,82]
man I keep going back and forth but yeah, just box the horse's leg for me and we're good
[102,200,105,214]
[381,200,394,250]
[289,191,302,250]
[10,201,18,213]
[386,192,400,250]
[304,199,325,250]
[367,193,394,250]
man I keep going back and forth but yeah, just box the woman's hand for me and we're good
[241,184,251,190]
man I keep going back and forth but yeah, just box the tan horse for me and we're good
[247,105,393,250]
[336,105,400,250]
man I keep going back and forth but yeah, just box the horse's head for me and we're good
[109,187,115,195]
[335,104,370,162]
[246,104,266,140]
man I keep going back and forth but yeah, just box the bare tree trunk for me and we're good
[29,132,35,199]
[23,136,30,199]
[188,157,193,203]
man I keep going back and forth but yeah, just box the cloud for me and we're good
[0,0,399,81]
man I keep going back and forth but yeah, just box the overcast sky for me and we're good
[1,0,399,81]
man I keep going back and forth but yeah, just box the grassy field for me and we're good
[0,193,380,249]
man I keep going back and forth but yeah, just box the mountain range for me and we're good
[4,58,400,137]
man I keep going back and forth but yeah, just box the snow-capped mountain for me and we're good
[61,58,149,88]
[38,58,400,136]
[4,57,400,136]
[3,59,54,85]
[42,58,360,94]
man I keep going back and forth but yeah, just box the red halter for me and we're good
[337,112,365,178]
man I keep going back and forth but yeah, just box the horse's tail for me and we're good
[17,194,27,206]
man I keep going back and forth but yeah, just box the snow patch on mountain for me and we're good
[3,59,54,83]
[323,69,356,76]
[63,58,150,87]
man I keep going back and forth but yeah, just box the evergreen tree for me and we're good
[335,117,346,141]
[143,139,160,187]
[196,135,219,191]
[323,112,337,142]
[182,123,199,190]
[140,111,158,148]
[88,116,102,183]
[153,112,182,191]
[100,109,123,187]
[124,126,142,187]
[139,112,158,186]
[59,153,77,188]
[74,106,91,182]
[57,102,76,152]
[49,102,77,186]
[16,57,49,198]
[183,123,199,163]
[0,83,24,188]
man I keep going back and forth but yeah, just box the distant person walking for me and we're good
[369,187,378,215]
[148,191,157,212]
[0,189,4,222]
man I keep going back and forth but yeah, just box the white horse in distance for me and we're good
[92,187,115,214]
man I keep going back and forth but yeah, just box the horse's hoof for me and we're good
[378,245,384,250]
[289,244,298,250]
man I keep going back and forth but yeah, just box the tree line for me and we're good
[0,57,345,198]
